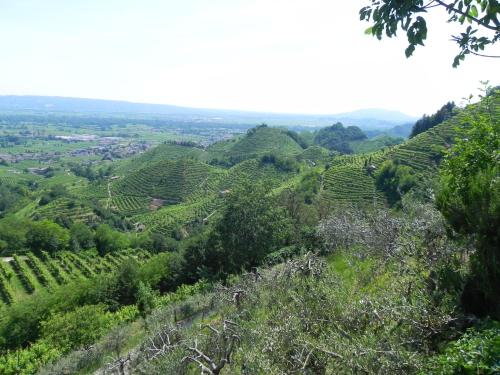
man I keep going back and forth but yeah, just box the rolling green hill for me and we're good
[111,158,224,204]
[349,134,404,154]
[116,143,206,174]
[206,126,304,164]
[297,145,333,164]
[15,98,495,240]
[121,158,300,235]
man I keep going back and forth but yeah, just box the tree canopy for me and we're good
[410,102,456,138]
[184,180,292,280]
[437,88,500,317]
[314,122,367,154]
[26,220,70,254]
[360,0,500,67]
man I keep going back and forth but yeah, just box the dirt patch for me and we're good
[1,256,27,262]
[149,198,165,211]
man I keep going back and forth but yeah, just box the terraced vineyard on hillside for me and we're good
[28,100,497,237]
[133,197,221,235]
[31,197,99,223]
[126,158,300,234]
[297,145,332,164]
[224,158,298,189]
[111,159,223,202]
[117,143,207,174]
[320,98,500,206]
[207,126,303,164]
[0,250,151,306]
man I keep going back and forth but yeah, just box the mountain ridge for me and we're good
[0,95,418,130]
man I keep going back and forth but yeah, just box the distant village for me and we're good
[0,134,151,165]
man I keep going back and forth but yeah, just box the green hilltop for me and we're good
[208,125,304,164]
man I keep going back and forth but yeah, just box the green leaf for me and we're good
[469,5,478,18]
[405,44,416,57]
[364,26,374,35]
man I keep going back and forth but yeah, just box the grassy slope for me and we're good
[349,134,404,154]
[49,251,453,374]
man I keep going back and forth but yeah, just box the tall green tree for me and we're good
[94,224,129,256]
[214,181,292,274]
[26,220,70,254]
[436,88,500,317]
[375,160,418,205]
[360,0,500,66]
[0,216,30,254]
[69,222,94,251]
[314,122,366,154]
[410,102,457,138]
[186,181,292,279]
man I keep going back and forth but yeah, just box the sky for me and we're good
[0,0,498,117]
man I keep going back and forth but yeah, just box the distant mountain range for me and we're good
[0,95,418,132]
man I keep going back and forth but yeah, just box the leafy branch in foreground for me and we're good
[360,0,500,66]
[437,87,500,317]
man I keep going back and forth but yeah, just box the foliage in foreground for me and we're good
[360,0,500,67]
[424,320,500,374]
[42,202,497,375]
[437,88,500,317]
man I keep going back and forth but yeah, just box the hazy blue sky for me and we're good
[0,0,498,116]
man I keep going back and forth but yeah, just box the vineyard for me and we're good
[297,145,332,164]
[0,250,150,306]
[118,143,206,174]
[11,99,494,244]
[110,159,223,203]
[123,158,300,234]
[204,137,239,162]
[109,195,151,215]
[224,158,298,189]
[0,173,37,185]
[133,197,221,235]
[320,112,461,206]
[228,127,303,160]
[31,197,99,223]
